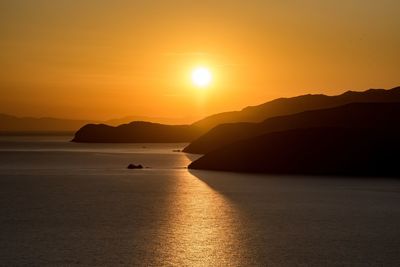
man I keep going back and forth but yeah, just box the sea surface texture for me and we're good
[0,136,399,266]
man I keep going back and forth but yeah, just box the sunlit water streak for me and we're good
[152,171,249,266]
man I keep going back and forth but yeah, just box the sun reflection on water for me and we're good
[153,170,248,266]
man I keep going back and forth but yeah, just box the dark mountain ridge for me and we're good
[192,86,400,130]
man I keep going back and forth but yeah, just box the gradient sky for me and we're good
[1,0,399,121]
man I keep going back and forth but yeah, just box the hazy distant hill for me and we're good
[189,126,400,176]
[0,114,95,133]
[184,102,400,154]
[72,121,202,143]
[191,86,400,130]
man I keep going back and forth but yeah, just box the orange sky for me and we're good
[0,0,399,122]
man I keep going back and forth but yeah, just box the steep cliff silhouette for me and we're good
[72,121,201,143]
[188,126,400,176]
[184,102,400,154]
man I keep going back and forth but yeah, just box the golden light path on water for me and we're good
[151,169,248,266]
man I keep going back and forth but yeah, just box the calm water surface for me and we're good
[0,136,399,266]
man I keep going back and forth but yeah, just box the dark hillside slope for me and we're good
[189,127,400,176]
[184,102,400,154]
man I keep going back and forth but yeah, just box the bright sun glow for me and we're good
[191,67,212,88]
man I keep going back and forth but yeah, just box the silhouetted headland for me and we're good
[72,121,202,143]
[184,102,400,154]
[188,126,400,176]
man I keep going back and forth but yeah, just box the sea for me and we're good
[0,135,399,266]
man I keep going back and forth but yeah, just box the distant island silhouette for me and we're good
[72,121,202,143]
[72,86,400,143]
[0,114,192,134]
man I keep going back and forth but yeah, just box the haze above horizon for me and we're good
[1,0,399,122]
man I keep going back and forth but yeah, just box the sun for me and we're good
[191,67,212,88]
